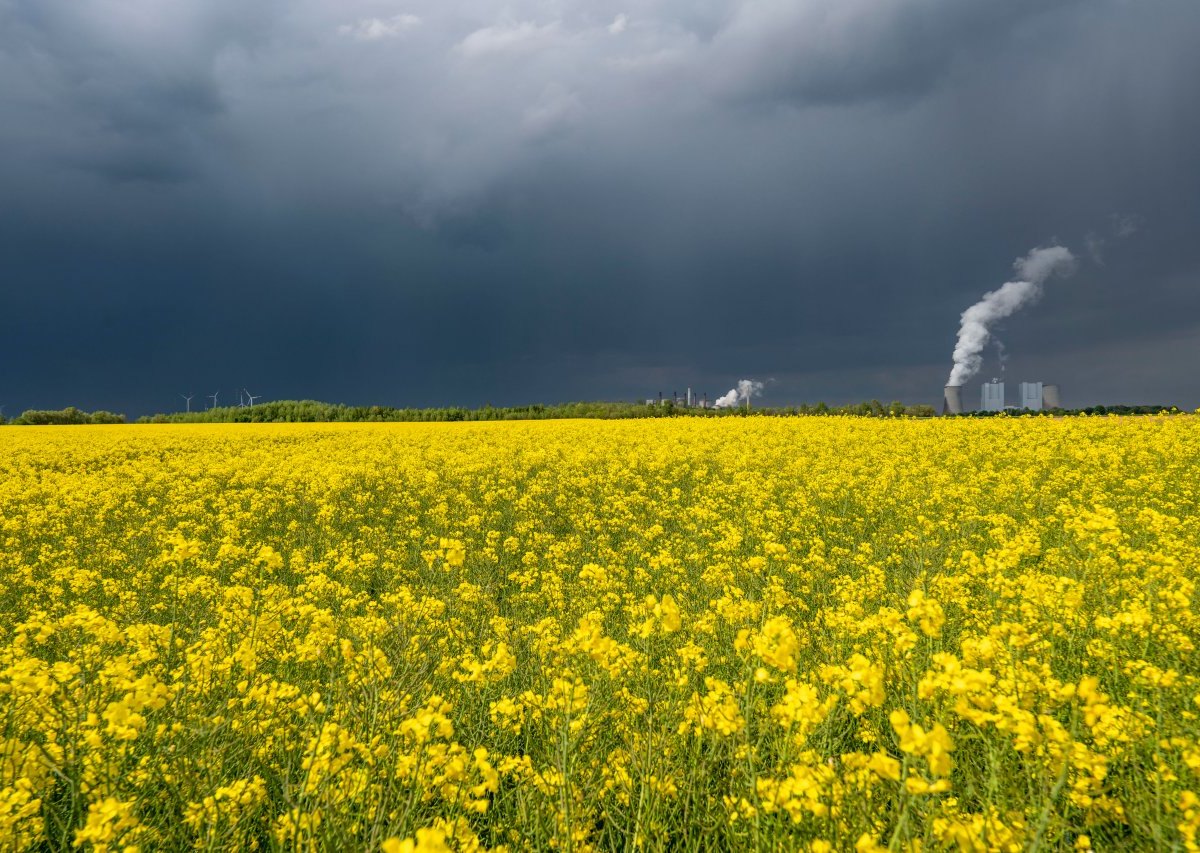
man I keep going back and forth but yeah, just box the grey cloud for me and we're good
[62,146,195,184]
[0,0,1127,209]
[1,0,1199,415]
[703,0,1082,106]
[1,0,276,182]
[338,14,422,42]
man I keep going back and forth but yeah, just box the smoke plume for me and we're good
[993,339,1008,373]
[714,379,764,408]
[947,245,1076,387]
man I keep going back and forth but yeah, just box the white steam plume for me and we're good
[713,379,764,408]
[993,339,1008,373]
[947,245,1076,387]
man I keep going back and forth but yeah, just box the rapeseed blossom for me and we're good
[0,416,1198,848]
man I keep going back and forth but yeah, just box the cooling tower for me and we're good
[1042,384,1062,409]
[943,385,963,415]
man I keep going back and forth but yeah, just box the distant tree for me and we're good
[15,407,89,425]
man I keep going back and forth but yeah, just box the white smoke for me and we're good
[1111,213,1141,239]
[1086,213,1142,265]
[713,379,764,408]
[947,245,1076,387]
[993,339,1008,373]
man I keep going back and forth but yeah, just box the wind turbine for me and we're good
[244,389,261,407]
[209,391,219,410]
[180,393,194,413]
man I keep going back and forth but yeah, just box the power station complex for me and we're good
[646,389,712,408]
[943,381,1061,415]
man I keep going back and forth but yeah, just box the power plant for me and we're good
[944,380,1062,414]
[647,379,766,410]
[643,375,1060,415]
[646,388,711,409]
[942,243,1078,416]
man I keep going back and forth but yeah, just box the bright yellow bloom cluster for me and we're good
[1,415,1198,849]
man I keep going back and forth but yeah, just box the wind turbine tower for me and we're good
[209,391,219,410]
[180,393,194,413]
[244,389,261,407]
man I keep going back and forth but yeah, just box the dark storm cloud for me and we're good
[0,0,277,188]
[703,0,1084,106]
[1,0,1199,416]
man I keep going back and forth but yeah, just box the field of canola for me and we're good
[2,417,1199,852]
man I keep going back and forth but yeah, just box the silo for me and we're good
[1043,384,1062,409]
[943,385,963,415]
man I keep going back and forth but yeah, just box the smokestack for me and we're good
[1042,384,1062,409]
[943,385,963,415]
[686,387,693,407]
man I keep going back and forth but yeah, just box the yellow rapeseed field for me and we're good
[2,417,1199,851]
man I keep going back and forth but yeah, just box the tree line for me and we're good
[953,404,1179,417]
[3,400,1183,426]
[2,407,127,425]
[131,399,941,423]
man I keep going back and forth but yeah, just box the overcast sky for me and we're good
[2,0,1199,415]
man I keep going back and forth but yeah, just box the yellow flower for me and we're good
[906,588,945,638]
[891,709,955,777]
[3,415,1198,848]
[381,827,451,853]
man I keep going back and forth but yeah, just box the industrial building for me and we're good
[1019,382,1043,411]
[981,379,1005,412]
[648,388,709,408]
